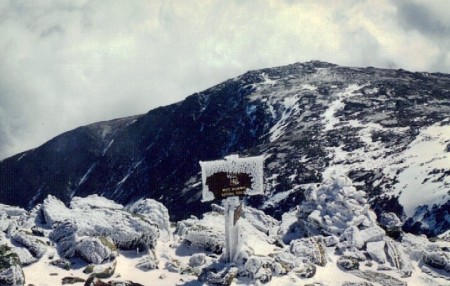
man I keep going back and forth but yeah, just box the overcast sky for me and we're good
[0,0,449,159]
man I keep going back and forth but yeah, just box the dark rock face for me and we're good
[0,61,449,235]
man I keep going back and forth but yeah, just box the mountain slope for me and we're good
[0,61,449,235]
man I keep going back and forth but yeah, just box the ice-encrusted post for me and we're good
[200,154,264,263]
[224,196,241,263]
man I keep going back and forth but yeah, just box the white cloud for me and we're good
[0,0,449,159]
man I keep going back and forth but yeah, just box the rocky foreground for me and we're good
[0,176,449,285]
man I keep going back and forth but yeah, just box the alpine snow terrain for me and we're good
[0,61,449,285]
[0,61,449,236]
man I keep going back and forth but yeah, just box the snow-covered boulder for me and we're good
[289,237,327,266]
[366,241,386,264]
[242,206,279,236]
[337,257,360,271]
[76,236,116,264]
[340,226,364,249]
[176,216,225,254]
[189,253,206,268]
[11,231,46,259]
[83,261,116,279]
[42,195,159,251]
[136,251,159,271]
[11,247,37,266]
[240,256,274,283]
[184,224,224,254]
[198,266,238,286]
[49,220,78,258]
[272,251,298,272]
[0,204,27,217]
[70,194,123,210]
[0,245,25,286]
[384,238,412,277]
[422,250,450,272]
[296,175,376,238]
[126,198,171,241]
[293,262,316,278]
[50,258,71,270]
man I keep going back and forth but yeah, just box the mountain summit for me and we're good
[0,61,449,236]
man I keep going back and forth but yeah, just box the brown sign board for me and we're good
[205,172,252,199]
[200,155,264,202]
[233,203,243,225]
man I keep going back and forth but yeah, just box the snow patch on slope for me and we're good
[396,124,450,216]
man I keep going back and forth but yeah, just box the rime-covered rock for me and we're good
[272,251,298,272]
[384,238,412,277]
[0,245,25,286]
[70,195,123,210]
[0,204,27,217]
[359,226,385,244]
[189,253,206,268]
[50,258,71,270]
[42,195,159,251]
[50,220,78,258]
[422,250,450,272]
[240,256,274,283]
[337,257,360,271]
[198,266,238,286]
[76,237,116,264]
[12,231,46,259]
[379,212,402,238]
[342,282,373,286]
[366,241,386,264]
[293,262,317,278]
[83,261,116,279]
[289,237,327,266]
[126,198,171,241]
[340,226,364,249]
[181,222,224,254]
[136,250,159,270]
[296,176,377,240]
[349,270,406,286]
[242,206,279,236]
[11,247,37,265]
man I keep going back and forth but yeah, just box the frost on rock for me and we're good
[175,215,225,254]
[42,195,159,251]
[189,253,206,267]
[126,198,171,241]
[49,220,78,258]
[0,245,25,286]
[183,224,224,254]
[70,194,124,210]
[239,256,274,283]
[11,232,46,259]
[242,206,279,236]
[289,237,327,266]
[200,155,264,202]
[136,249,159,270]
[297,175,375,237]
[366,241,386,264]
[76,236,116,264]
[11,247,37,266]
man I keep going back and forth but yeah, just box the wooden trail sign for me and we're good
[200,155,264,202]
[200,155,264,263]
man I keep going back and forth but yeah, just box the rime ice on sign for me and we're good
[199,155,264,263]
[200,155,264,202]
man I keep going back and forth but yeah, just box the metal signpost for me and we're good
[200,155,264,263]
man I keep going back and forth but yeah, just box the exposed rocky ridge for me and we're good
[0,61,449,237]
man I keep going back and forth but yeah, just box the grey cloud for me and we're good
[395,0,450,37]
[0,0,449,159]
